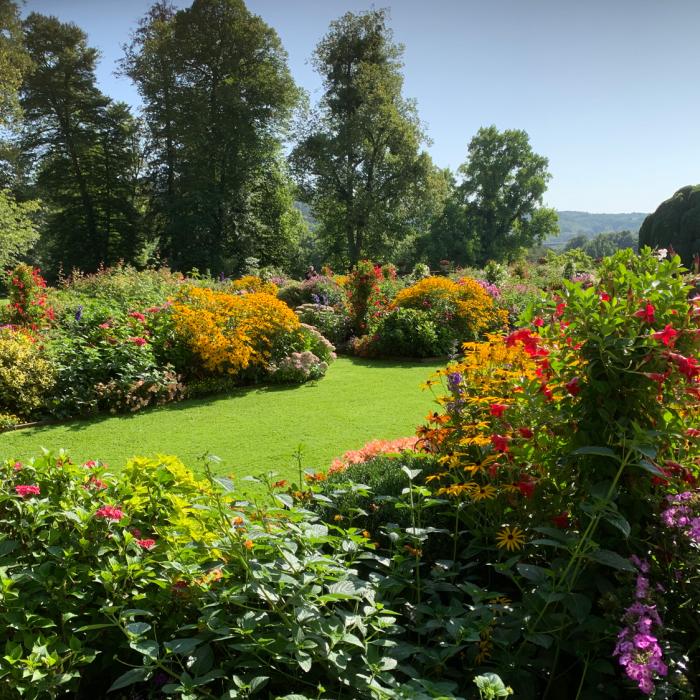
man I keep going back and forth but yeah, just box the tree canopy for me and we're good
[638,185,700,266]
[291,9,438,267]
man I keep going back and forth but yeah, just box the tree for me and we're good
[291,9,436,268]
[122,0,302,273]
[0,189,39,269]
[21,13,144,272]
[455,126,557,264]
[638,185,700,266]
[565,229,638,258]
[0,0,30,128]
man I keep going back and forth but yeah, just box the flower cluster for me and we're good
[172,287,300,376]
[660,491,700,542]
[614,558,668,694]
[6,264,54,327]
[329,436,419,474]
[227,275,278,296]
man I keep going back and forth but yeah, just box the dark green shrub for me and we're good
[372,307,452,357]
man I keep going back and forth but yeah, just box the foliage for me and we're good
[21,13,143,273]
[0,0,30,128]
[433,126,558,265]
[278,274,346,309]
[47,310,182,418]
[393,275,508,343]
[291,9,439,267]
[0,328,56,419]
[371,307,452,358]
[294,303,352,346]
[410,247,699,697]
[4,264,53,326]
[122,0,302,274]
[638,184,700,266]
[226,275,278,296]
[0,451,411,699]
[0,190,40,271]
[564,229,638,257]
[171,286,301,377]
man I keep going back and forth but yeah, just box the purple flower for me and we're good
[447,371,463,391]
[74,305,83,322]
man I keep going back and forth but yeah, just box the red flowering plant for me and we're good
[4,263,54,328]
[404,248,699,696]
[345,260,400,337]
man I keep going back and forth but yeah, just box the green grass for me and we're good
[0,358,444,488]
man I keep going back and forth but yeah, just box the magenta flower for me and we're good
[136,538,157,550]
[15,484,40,498]
[95,505,124,522]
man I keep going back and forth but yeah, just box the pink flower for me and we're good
[99,322,111,329]
[651,324,678,347]
[95,505,124,522]
[83,460,98,469]
[533,316,544,327]
[490,434,510,453]
[12,461,22,471]
[15,484,40,498]
[633,302,656,324]
[489,403,508,417]
[128,336,147,346]
[128,311,146,322]
[136,538,156,550]
[84,477,107,491]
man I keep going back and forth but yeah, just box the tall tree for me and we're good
[123,0,302,273]
[457,126,558,264]
[21,13,144,272]
[0,0,30,129]
[291,9,435,268]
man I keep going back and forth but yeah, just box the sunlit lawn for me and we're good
[0,357,444,492]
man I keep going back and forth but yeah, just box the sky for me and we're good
[20,0,700,213]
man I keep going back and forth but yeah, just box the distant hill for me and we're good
[547,211,648,249]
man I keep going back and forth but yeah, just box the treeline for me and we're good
[0,0,559,277]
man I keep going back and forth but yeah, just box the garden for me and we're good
[0,248,698,699]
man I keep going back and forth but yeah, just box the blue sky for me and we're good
[21,0,700,213]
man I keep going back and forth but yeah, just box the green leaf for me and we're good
[637,460,666,477]
[274,493,294,509]
[125,622,151,636]
[165,638,201,656]
[572,446,619,459]
[0,540,19,558]
[249,676,269,694]
[108,668,148,692]
[516,564,549,583]
[588,549,635,571]
[130,640,159,660]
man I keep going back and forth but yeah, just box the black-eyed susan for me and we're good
[495,526,526,551]
[470,484,497,501]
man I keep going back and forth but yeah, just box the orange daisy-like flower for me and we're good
[495,526,526,551]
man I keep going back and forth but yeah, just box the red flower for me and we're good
[533,316,544,327]
[15,484,40,498]
[128,311,146,322]
[83,460,98,469]
[489,403,508,417]
[517,479,536,499]
[651,324,678,347]
[128,336,147,346]
[136,538,157,550]
[539,383,553,401]
[99,322,110,329]
[667,352,699,380]
[554,302,566,318]
[95,505,124,522]
[491,434,510,452]
[565,377,581,396]
[599,292,611,302]
[686,428,700,438]
[552,512,570,529]
[633,302,656,324]
[518,427,534,439]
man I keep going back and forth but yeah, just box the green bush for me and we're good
[0,328,56,419]
[372,307,452,357]
[294,302,352,346]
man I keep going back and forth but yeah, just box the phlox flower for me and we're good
[15,484,40,498]
[95,505,124,522]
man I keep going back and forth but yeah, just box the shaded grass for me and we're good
[0,358,444,490]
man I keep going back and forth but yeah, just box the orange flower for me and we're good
[244,539,254,550]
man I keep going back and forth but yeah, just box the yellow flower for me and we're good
[495,526,526,551]
[470,484,497,501]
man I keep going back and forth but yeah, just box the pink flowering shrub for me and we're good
[329,436,419,473]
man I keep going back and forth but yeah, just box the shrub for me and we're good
[0,328,56,419]
[408,247,700,696]
[171,286,300,377]
[4,264,54,326]
[226,274,278,295]
[394,275,507,343]
[0,451,411,700]
[371,307,452,357]
[294,302,352,346]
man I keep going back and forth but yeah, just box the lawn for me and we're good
[0,357,444,488]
